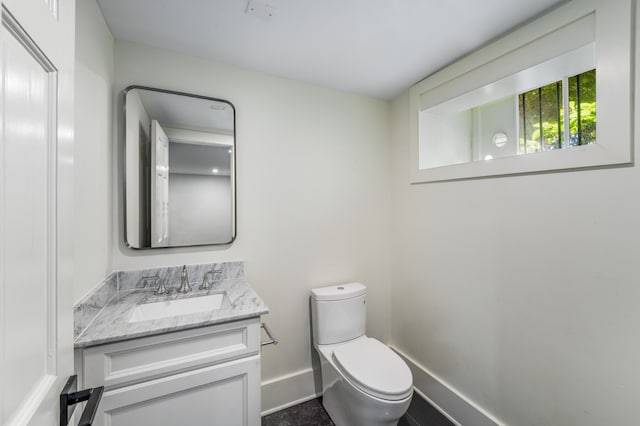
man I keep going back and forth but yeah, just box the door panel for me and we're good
[0,0,75,424]
[2,20,54,424]
[150,120,169,247]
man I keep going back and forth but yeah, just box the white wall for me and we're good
[168,173,232,245]
[419,110,472,168]
[111,41,392,408]
[74,0,114,301]
[390,12,640,426]
[473,97,518,160]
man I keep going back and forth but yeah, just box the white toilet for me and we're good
[311,283,413,426]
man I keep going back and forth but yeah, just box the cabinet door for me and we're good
[80,318,260,391]
[96,355,260,426]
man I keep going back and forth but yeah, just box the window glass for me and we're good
[519,69,595,154]
[568,69,596,146]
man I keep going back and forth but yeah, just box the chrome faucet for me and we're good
[177,265,191,293]
[139,274,168,295]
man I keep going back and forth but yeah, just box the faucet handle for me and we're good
[139,275,159,289]
[155,278,168,295]
[177,265,191,293]
[139,275,168,295]
[200,271,213,290]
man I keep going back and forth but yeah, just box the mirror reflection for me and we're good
[124,86,235,249]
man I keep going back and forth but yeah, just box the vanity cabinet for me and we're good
[75,317,261,426]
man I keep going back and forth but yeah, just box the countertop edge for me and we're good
[74,307,270,348]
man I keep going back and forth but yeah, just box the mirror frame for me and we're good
[122,85,237,249]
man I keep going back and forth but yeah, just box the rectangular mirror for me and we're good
[124,86,236,249]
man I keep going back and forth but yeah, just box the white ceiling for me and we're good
[97,0,567,100]
[136,88,234,133]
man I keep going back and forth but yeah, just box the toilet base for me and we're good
[317,342,412,426]
[322,379,411,426]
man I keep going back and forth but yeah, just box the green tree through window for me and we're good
[519,69,596,154]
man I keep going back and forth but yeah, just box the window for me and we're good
[418,53,595,168]
[519,69,596,154]
[409,0,633,183]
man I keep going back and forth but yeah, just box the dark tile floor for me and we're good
[403,393,456,426]
[262,395,454,426]
[262,398,332,426]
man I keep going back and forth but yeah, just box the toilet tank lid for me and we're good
[311,282,366,301]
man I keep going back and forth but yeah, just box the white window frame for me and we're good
[409,0,634,183]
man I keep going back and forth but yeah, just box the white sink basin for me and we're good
[129,293,227,323]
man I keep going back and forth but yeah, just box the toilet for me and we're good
[311,283,413,426]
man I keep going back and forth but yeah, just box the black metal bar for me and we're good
[59,376,77,426]
[68,389,91,404]
[576,73,582,145]
[521,93,527,154]
[556,82,562,148]
[60,375,104,426]
[78,386,104,426]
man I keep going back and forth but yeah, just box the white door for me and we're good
[0,0,75,425]
[150,120,169,247]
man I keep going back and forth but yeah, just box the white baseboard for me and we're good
[261,367,322,416]
[391,346,505,426]
[261,350,505,426]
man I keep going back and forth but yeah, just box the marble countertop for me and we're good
[74,279,269,348]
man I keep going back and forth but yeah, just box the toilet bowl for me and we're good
[311,283,413,426]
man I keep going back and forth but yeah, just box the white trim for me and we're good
[391,346,506,426]
[260,367,322,416]
[409,0,634,183]
[418,18,596,112]
[0,18,5,425]
[4,375,56,426]
[163,126,233,147]
[260,354,504,425]
[45,54,58,376]
[422,43,595,115]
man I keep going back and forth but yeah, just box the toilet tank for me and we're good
[311,283,367,345]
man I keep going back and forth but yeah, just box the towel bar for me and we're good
[261,322,278,347]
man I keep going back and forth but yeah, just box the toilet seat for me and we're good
[332,337,413,401]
